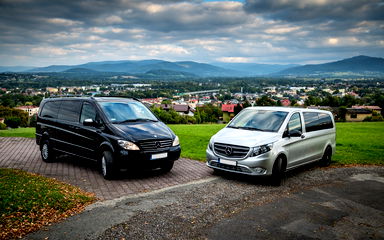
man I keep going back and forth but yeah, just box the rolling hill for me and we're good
[25,60,240,77]
[275,55,384,77]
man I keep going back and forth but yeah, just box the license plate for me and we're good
[219,158,237,166]
[151,152,168,160]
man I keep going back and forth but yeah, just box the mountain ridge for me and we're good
[0,55,383,78]
[275,55,384,76]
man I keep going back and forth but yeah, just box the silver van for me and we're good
[206,107,336,184]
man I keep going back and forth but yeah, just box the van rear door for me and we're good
[55,100,83,155]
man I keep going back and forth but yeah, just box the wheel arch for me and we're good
[275,153,287,172]
[98,141,115,158]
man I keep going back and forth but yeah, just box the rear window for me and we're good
[58,100,82,122]
[303,112,333,132]
[40,101,60,119]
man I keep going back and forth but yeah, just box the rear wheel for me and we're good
[101,151,116,180]
[271,156,284,186]
[40,139,55,162]
[319,147,332,167]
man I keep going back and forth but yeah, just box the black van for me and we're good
[36,97,181,179]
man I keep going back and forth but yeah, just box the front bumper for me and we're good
[115,145,181,169]
[206,147,274,176]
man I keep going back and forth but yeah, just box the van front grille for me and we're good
[138,139,173,152]
[214,143,249,159]
[210,161,252,173]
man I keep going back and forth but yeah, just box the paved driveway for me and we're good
[0,137,213,200]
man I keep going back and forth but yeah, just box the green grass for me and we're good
[168,124,225,161]
[0,168,96,239]
[333,122,384,165]
[0,127,35,138]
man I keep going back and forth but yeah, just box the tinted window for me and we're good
[287,113,302,133]
[80,102,97,123]
[318,113,334,130]
[40,101,60,119]
[303,112,333,132]
[58,100,82,122]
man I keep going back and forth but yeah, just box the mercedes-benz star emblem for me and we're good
[155,141,162,148]
[225,146,233,156]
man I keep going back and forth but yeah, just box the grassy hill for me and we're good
[1,122,383,165]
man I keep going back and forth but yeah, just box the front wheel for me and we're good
[271,156,284,186]
[101,151,116,180]
[41,139,56,163]
[319,147,332,167]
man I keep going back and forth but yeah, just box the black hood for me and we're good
[111,121,174,142]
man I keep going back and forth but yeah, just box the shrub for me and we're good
[364,115,383,122]
[29,114,37,127]
[5,117,21,128]
[0,106,28,127]
[0,122,6,130]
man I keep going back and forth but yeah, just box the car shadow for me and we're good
[212,161,327,186]
[53,154,176,180]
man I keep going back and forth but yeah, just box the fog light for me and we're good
[253,167,266,174]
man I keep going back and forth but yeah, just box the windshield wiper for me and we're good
[227,125,239,129]
[115,118,158,124]
[238,126,265,131]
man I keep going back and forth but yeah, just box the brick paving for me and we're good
[0,137,213,200]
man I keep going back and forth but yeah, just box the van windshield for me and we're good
[99,101,158,123]
[228,109,288,132]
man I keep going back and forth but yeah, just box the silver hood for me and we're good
[211,127,280,147]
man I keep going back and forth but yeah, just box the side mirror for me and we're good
[289,129,302,137]
[283,129,302,138]
[83,118,96,127]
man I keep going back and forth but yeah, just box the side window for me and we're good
[58,100,82,122]
[40,101,60,119]
[287,113,302,133]
[303,112,319,132]
[304,112,334,132]
[318,113,334,130]
[80,102,97,123]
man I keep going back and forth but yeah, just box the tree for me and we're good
[234,104,243,115]
[256,96,275,106]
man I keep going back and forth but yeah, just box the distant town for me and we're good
[0,72,383,129]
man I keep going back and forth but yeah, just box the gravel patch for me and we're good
[93,165,384,240]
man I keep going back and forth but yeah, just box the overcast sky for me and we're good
[0,0,383,67]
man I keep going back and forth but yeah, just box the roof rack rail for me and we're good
[94,95,141,102]
[48,95,91,98]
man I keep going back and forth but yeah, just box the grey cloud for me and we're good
[0,0,246,44]
[244,0,384,22]
[0,0,383,66]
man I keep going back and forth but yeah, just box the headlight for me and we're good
[208,140,213,150]
[172,136,180,146]
[118,140,140,150]
[250,143,272,157]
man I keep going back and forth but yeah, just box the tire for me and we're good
[160,161,174,173]
[319,147,332,167]
[271,156,284,186]
[40,139,56,163]
[101,151,116,180]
